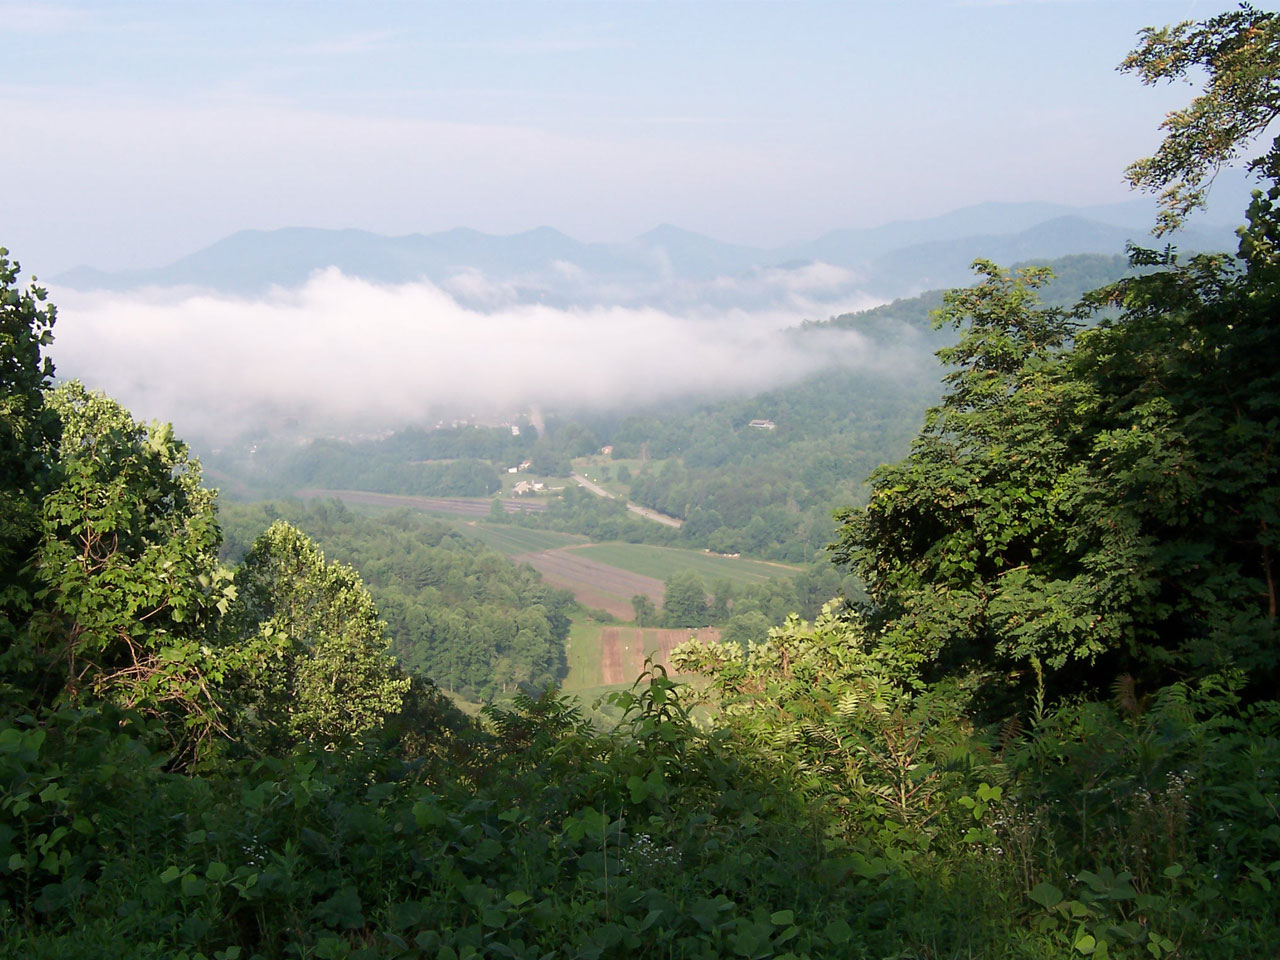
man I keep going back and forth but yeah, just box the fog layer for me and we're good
[49,269,898,443]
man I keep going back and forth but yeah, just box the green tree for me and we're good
[662,571,707,629]
[1122,4,1280,233]
[17,382,234,750]
[0,250,60,643]
[227,520,409,748]
[631,593,657,626]
[832,263,1109,684]
[833,6,1280,698]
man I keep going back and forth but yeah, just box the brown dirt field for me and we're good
[297,489,547,516]
[598,626,723,687]
[600,628,625,686]
[646,627,721,671]
[513,547,664,618]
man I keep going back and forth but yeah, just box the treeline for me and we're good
[646,564,861,638]
[221,500,575,699]
[232,439,503,498]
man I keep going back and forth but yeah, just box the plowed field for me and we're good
[513,546,663,619]
[597,626,720,685]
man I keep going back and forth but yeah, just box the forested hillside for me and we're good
[2,9,1278,959]
[221,502,575,699]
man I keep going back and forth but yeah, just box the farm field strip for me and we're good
[450,522,587,556]
[296,489,547,517]
[568,542,798,585]
[568,624,721,688]
[513,547,664,620]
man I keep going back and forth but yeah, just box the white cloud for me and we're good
[48,270,898,443]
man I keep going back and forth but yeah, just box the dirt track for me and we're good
[297,489,547,516]
[513,546,664,619]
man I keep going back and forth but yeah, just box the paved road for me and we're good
[571,474,683,529]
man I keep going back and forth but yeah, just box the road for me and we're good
[571,473,684,529]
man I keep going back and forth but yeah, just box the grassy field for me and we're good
[564,618,610,691]
[448,521,587,557]
[569,542,798,586]
[563,619,719,689]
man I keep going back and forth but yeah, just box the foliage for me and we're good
[832,262,1119,693]
[12,383,235,757]
[661,571,708,628]
[0,251,60,644]
[1122,3,1280,233]
[673,604,977,844]
[224,520,409,749]
[220,502,574,699]
[835,228,1278,699]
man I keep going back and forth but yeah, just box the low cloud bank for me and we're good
[49,269,901,443]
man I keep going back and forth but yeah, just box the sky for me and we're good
[0,0,1236,276]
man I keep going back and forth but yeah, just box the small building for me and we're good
[748,419,776,430]
[601,445,614,455]
[513,480,535,495]
[511,425,521,436]
[508,466,518,474]
[518,460,533,471]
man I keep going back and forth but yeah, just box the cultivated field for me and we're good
[513,546,664,619]
[297,489,546,517]
[564,621,721,689]
[447,531,800,620]
[571,542,798,586]
[450,523,587,556]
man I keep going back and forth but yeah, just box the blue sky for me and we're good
[0,0,1239,273]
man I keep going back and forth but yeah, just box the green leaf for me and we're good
[1029,881,1063,909]
[770,910,795,926]
[824,918,852,944]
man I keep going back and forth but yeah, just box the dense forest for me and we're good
[2,9,1279,959]
[220,502,575,700]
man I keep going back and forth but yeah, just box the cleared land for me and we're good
[477,539,798,619]
[513,546,664,619]
[297,489,546,516]
[570,542,798,586]
[450,523,587,556]
[564,623,721,689]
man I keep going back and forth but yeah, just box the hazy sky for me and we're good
[1,0,1232,274]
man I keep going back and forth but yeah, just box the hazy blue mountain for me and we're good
[864,215,1240,295]
[51,197,1240,307]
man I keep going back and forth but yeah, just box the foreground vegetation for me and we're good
[3,8,1279,958]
